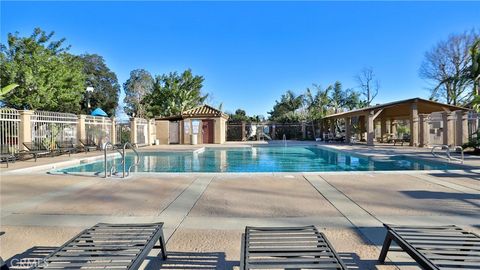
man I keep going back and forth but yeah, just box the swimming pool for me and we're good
[57,146,464,173]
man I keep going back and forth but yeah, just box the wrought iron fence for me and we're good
[427,112,444,145]
[85,116,113,145]
[115,120,131,145]
[136,118,148,145]
[226,123,243,141]
[31,111,78,150]
[227,122,315,141]
[0,108,20,153]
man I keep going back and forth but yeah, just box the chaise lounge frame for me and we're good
[20,142,51,162]
[240,225,347,270]
[379,224,480,270]
[28,223,167,270]
[79,139,98,153]
[56,141,77,157]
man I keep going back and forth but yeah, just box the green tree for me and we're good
[329,81,346,114]
[268,90,305,122]
[229,109,250,123]
[304,84,331,120]
[420,30,479,106]
[79,54,120,116]
[146,69,208,117]
[470,40,480,96]
[0,28,85,112]
[123,69,154,117]
[343,88,364,110]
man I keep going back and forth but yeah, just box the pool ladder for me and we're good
[431,145,464,164]
[103,142,140,178]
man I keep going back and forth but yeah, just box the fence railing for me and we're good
[115,120,131,145]
[428,112,444,145]
[31,111,78,150]
[0,108,154,151]
[227,122,315,141]
[0,108,20,153]
[135,118,148,145]
[85,115,113,145]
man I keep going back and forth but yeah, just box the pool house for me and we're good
[155,104,229,145]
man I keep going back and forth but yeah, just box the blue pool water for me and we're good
[57,146,463,173]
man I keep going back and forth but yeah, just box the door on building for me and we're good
[169,121,180,144]
[202,120,214,144]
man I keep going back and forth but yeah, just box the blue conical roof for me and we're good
[91,108,108,117]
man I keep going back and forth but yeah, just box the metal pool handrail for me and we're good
[122,142,140,178]
[103,142,114,178]
[431,145,464,164]
[103,141,140,178]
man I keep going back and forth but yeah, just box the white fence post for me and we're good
[19,110,34,150]
[130,118,137,144]
[111,117,116,145]
[78,115,86,143]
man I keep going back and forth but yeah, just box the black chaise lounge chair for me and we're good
[21,223,167,270]
[79,139,98,153]
[20,142,51,161]
[0,145,16,168]
[56,141,76,156]
[379,224,480,270]
[240,226,347,270]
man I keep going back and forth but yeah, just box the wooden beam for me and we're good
[372,108,384,120]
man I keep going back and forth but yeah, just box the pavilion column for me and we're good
[330,119,335,135]
[359,116,366,141]
[442,112,456,147]
[345,117,351,143]
[456,111,469,146]
[447,112,457,147]
[319,120,324,140]
[380,118,387,143]
[410,102,419,147]
[366,112,374,146]
[418,114,429,147]
[271,123,276,140]
[442,112,449,145]
[390,119,397,139]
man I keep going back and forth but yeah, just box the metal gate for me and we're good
[115,120,131,145]
[31,111,78,150]
[85,116,113,145]
[0,108,20,153]
[169,121,179,144]
[428,112,444,145]
[136,118,148,145]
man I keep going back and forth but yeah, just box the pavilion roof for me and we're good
[323,97,468,120]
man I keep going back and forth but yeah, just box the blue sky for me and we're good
[1,1,479,116]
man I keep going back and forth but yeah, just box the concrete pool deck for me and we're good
[1,142,479,270]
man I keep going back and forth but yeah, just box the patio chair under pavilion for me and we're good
[321,97,470,147]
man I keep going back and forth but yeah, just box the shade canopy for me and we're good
[91,108,108,117]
